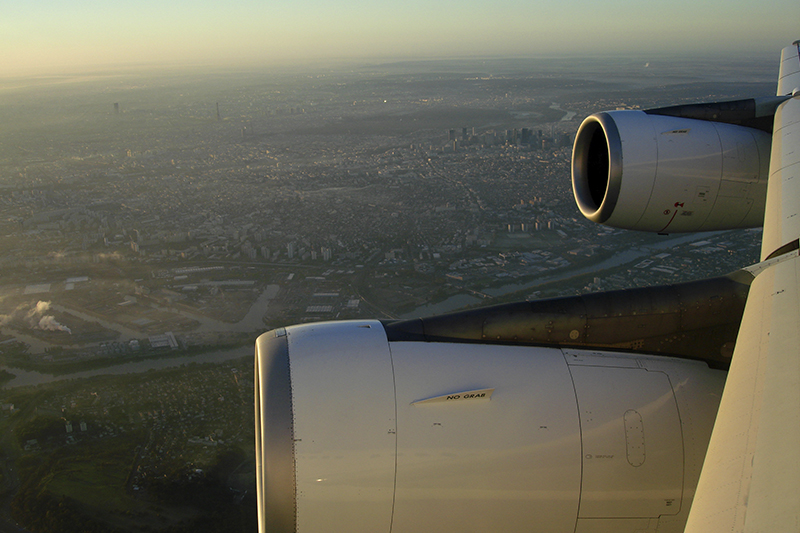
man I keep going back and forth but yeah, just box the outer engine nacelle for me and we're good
[571,110,771,232]
[256,320,725,533]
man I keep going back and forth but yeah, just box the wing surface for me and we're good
[684,45,800,532]
[777,40,800,98]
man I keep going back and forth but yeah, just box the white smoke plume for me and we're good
[37,315,72,334]
[0,300,72,334]
[0,301,37,327]
[26,300,51,319]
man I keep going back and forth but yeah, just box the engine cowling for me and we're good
[256,320,725,533]
[571,110,771,232]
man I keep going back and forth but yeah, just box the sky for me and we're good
[1,0,797,76]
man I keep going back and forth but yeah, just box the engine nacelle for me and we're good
[571,110,771,232]
[256,320,725,533]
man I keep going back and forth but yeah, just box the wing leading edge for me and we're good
[684,43,800,533]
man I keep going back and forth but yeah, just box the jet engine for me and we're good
[256,319,726,533]
[571,109,771,232]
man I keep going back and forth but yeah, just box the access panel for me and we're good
[569,364,684,519]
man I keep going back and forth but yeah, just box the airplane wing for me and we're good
[683,42,800,532]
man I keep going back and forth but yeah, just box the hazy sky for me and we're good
[2,0,797,76]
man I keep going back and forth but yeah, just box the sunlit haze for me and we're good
[3,0,797,76]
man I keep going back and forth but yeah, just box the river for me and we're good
[550,102,577,122]
[402,231,733,317]
[399,294,482,319]
[2,345,253,389]
[0,284,282,388]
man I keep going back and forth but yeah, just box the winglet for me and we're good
[777,41,800,96]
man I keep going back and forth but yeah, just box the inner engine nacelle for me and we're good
[256,320,725,533]
[571,110,771,232]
